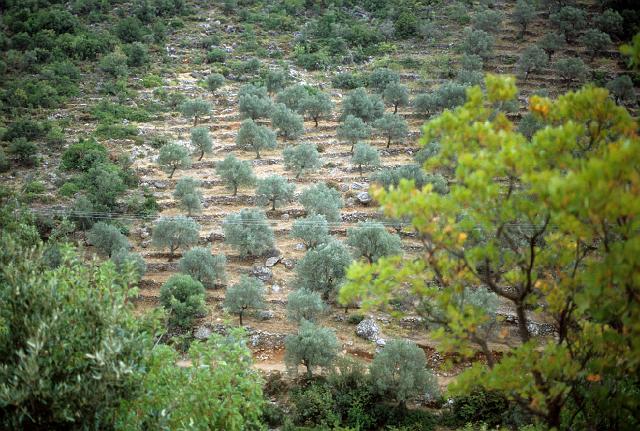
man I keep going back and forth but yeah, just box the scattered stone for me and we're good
[339,183,350,192]
[375,338,386,347]
[265,256,280,267]
[193,325,212,340]
[399,316,424,329]
[141,240,151,249]
[281,258,296,270]
[355,318,380,341]
[356,191,371,205]
[154,181,167,189]
[251,266,272,282]
[351,182,365,190]
[139,228,150,239]
[257,310,275,320]
[271,284,281,294]
[281,213,290,221]
[294,243,306,251]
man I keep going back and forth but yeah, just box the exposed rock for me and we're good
[355,318,380,341]
[281,213,290,221]
[375,338,386,347]
[265,256,280,267]
[251,266,272,282]
[294,243,306,251]
[141,240,151,249]
[339,183,350,192]
[271,284,281,294]
[351,182,366,190]
[345,197,356,207]
[154,181,167,189]
[399,316,424,329]
[193,325,212,340]
[257,310,275,320]
[356,191,371,205]
[281,258,296,270]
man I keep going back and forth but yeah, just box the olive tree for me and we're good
[538,32,565,61]
[191,127,212,161]
[595,9,623,38]
[294,240,352,299]
[159,274,205,327]
[369,339,439,408]
[301,92,333,127]
[472,9,503,33]
[512,0,536,38]
[283,143,322,178]
[461,27,494,59]
[174,177,203,216]
[435,82,468,110]
[412,93,439,118]
[256,175,295,210]
[367,68,400,93]
[550,6,587,42]
[299,183,343,223]
[236,119,277,159]
[287,289,325,323]
[276,85,309,114]
[152,216,200,261]
[518,45,549,81]
[180,99,212,126]
[222,208,274,258]
[284,320,339,377]
[383,82,409,113]
[373,113,409,148]
[215,155,256,196]
[579,29,611,60]
[238,85,272,120]
[270,103,304,140]
[554,57,589,84]
[178,247,226,288]
[205,73,225,93]
[265,69,289,94]
[606,75,636,105]
[290,214,330,249]
[224,275,265,325]
[337,114,372,153]
[157,143,191,178]
[351,142,380,176]
[347,221,402,263]
[87,222,130,257]
[111,249,147,282]
[341,87,385,123]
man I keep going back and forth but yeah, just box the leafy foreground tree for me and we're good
[191,126,213,161]
[116,329,264,431]
[285,320,339,378]
[300,182,344,222]
[178,247,226,289]
[347,221,402,263]
[295,240,352,300]
[157,143,191,178]
[287,289,325,323]
[215,154,256,196]
[152,216,200,261]
[180,99,212,126]
[224,275,265,325]
[352,142,380,176]
[223,208,274,258]
[160,274,206,328]
[174,176,203,216]
[0,234,153,430]
[87,221,130,257]
[283,143,322,178]
[236,119,277,159]
[290,214,330,249]
[370,339,439,409]
[256,175,295,210]
[341,75,640,430]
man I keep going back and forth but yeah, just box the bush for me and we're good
[80,163,128,210]
[367,68,400,93]
[173,176,202,216]
[512,0,535,38]
[0,148,9,172]
[159,274,205,327]
[180,99,211,126]
[290,214,330,249]
[300,182,343,223]
[347,313,365,325]
[579,29,611,60]
[236,119,277,159]
[152,216,200,261]
[87,222,130,257]
[332,72,365,89]
[270,103,304,140]
[157,143,191,178]
[222,208,274,258]
[190,126,212,161]
[283,143,322,179]
[289,382,340,426]
[9,138,38,166]
[61,138,107,171]
[111,249,146,282]
[537,32,565,61]
[224,275,265,325]
[373,113,409,148]
[472,9,503,33]
[205,73,225,92]
[265,69,289,94]
[444,389,511,428]
[461,27,494,59]
[206,48,226,63]
[115,17,145,43]
[99,51,128,78]
[285,320,339,378]
[373,164,447,193]
[596,9,624,38]
[606,75,636,105]
[337,115,372,153]
[351,142,379,176]
[413,93,439,117]
[276,85,310,114]
[347,221,402,263]
[341,87,385,123]
[294,240,352,299]
[215,154,256,196]
[436,81,468,110]
[178,247,226,288]
[4,118,49,142]
[124,42,149,67]
[256,175,295,211]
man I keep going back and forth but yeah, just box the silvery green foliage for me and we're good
[174,177,203,216]
[299,182,343,222]
[256,175,295,210]
[383,82,409,113]
[369,339,439,405]
[285,320,339,377]
[367,68,400,93]
[178,247,226,288]
[346,221,402,263]
[287,289,325,323]
[606,75,636,105]
[300,91,333,127]
[283,143,322,178]
[236,119,277,159]
[265,69,289,94]
[337,115,372,153]
[294,239,352,299]
[238,84,272,120]
[190,126,212,160]
[276,85,310,113]
[87,222,130,257]
[215,154,256,195]
[373,164,448,194]
[152,216,200,260]
[460,27,494,59]
[518,45,549,81]
[157,143,191,178]
[224,275,265,325]
[512,0,535,37]
[351,142,379,176]
[179,99,211,126]
[472,9,503,33]
[270,103,304,140]
[340,87,385,123]
[373,113,409,148]
[205,73,225,92]
[222,208,274,258]
[111,249,147,281]
[412,93,439,117]
[159,274,205,327]
[290,214,330,249]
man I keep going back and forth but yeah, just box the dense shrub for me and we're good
[99,51,128,78]
[332,72,365,89]
[61,138,107,171]
[159,274,205,327]
[9,138,38,166]
[111,249,147,282]
[124,42,149,67]
[550,6,587,42]
[115,17,146,43]
[367,68,400,93]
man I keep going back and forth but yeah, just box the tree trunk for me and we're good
[304,360,312,378]
[516,301,531,343]
[233,184,238,196]
[168,246,176,262]
[350,142,354,153]
[193,116,198,126]
[239,310,243,326]
[359,165,363,177]
[314,117,319,127]
[255,149,261,159]
[198,149,204,161]
[393,103,398,114]
[271,200,276,211]
[387,137,391,148]
[169,165,177,178]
